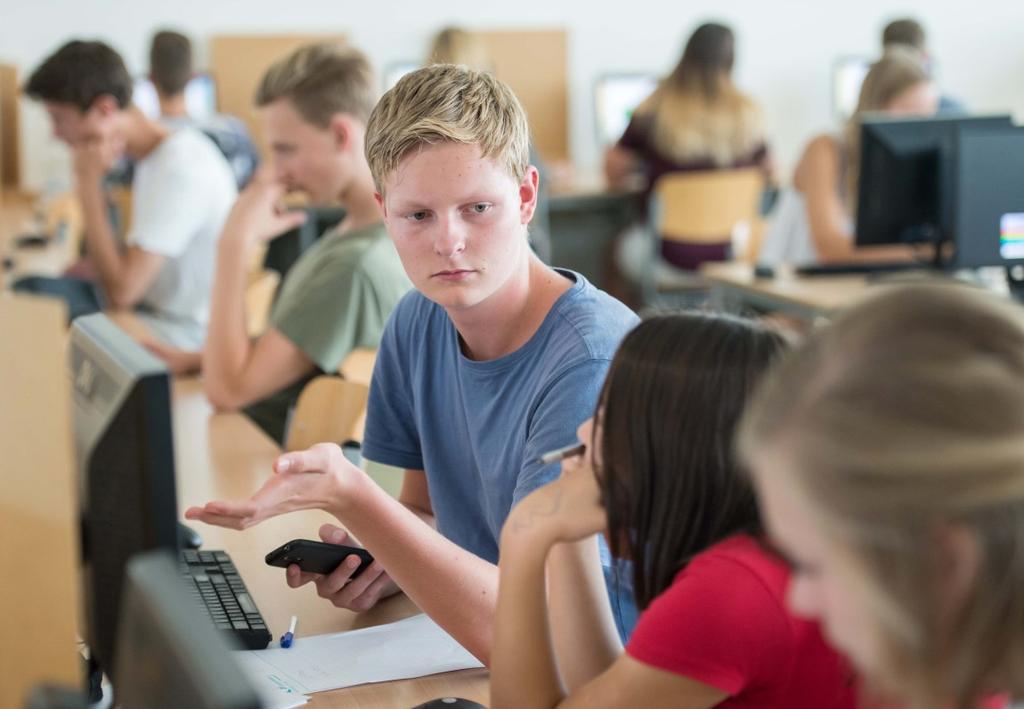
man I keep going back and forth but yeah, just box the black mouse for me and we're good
[411,699,485,709]
[178,522,203,550]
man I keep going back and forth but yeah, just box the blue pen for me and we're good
[280,615,298,648]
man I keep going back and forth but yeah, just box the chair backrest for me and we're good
[651,168,764,245]
[285,375,370,452]
[339,347,377,386]
[244,269,280,338]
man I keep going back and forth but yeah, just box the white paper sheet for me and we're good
[235,614,484,695]
[236,657,310,709]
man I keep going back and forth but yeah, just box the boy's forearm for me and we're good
[201,227,254,405]
[332,473,500,665]
[77,180,126,299]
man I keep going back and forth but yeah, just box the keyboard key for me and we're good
[236,593,258,614]
[232,620,248,630]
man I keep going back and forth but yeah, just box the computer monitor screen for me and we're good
[954,126,1024,268]
[832,56,871,121]
[115,551,260,709]
[855,115,1013,250]
[133,73,217,121]
[70,314,179,679]
[384,61,419,90]
[595,73,658,146]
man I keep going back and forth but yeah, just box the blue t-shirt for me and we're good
[362,270,640,634]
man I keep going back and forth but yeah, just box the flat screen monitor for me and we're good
[595,73,658,146]
[114,551,260,709]
[70,313,179,680]
[832,56,871,121]
[954,125,1024,268]
[855,115,1013,252]
[133,73,217,121]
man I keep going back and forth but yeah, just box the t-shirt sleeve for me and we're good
[625,553,792,695]
[129,159,212,258]
[360,305,423,471]
[270,256,373,373]
[512,358,613,505]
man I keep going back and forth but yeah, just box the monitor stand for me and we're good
[1006,266,1024,304]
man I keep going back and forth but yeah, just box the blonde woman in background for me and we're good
[760,49,938,265]
[739,283,1018,709]
[606,22,770,293]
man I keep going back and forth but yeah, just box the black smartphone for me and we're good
[265,539,374,578]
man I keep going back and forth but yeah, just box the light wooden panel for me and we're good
[0,63,22,189]
[481,29,568,162]
[0,293,80,706]
[209,35,346,158]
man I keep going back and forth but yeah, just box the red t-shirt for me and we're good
[625,534,857,708]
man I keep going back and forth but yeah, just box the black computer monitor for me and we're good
[953,125,1024,269]
[855,115,1013,252]
[262,205,346,279]
[70,314,179,680]
[114,551,260,709]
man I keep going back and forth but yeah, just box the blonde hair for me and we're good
[364,63,530,193]
[739,282,1024,709]
[842,48,932,211]
[427,27,492,72]
[635,22,764,166]
[255,42,377,127]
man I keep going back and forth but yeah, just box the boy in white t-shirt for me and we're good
[21,40,236,348]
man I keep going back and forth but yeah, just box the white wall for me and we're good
[3,0,1024,191]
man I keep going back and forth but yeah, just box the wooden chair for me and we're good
[642,168,764,307]
[244,269,280,338]
[339,347,377,386]
[285,375,370,452]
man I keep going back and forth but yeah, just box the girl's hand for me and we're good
[502,453,606,547]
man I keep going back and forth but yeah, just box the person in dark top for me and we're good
[605,22,771,274]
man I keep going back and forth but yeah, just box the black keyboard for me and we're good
[794,262,928,277]
[180,549,272,650]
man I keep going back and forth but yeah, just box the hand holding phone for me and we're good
[265,539,374,579]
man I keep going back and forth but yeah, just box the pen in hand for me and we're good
[536,442,585,466]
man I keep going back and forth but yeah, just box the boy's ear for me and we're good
[91,93,121,117]
[374,191,386,217]
[328,113,350,151]
[518,165,539,225]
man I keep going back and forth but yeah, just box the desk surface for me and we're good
[171,377,489,707]
[1,190,73,284]
[702,261,873,317]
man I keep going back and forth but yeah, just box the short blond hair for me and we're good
[739,282,1024,709]
[254,42,377,127]
[364,63,530,193]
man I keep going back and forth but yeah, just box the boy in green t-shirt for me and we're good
[149,42,410,443]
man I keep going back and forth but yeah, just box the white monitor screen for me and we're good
[133,73,217,121]
[595,74,659,146]
[832,57,871,121]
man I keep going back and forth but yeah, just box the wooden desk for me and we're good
[171,377,489,707]
[702,262,873,320]
[1,189,75,285]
